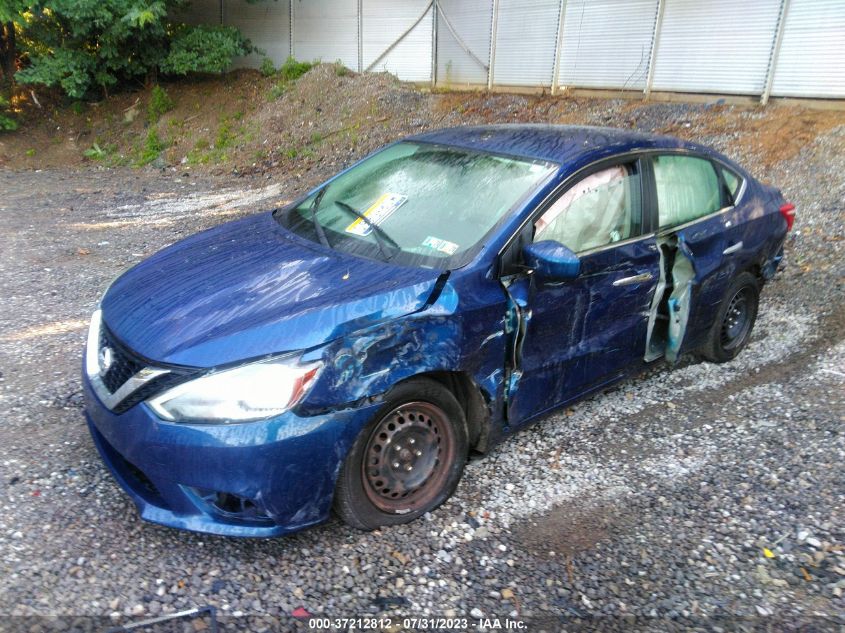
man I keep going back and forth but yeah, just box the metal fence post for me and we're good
[487,0,500,89]
[358,0,364,72]
[289,0,295,58]
[761,0,790,105]
[644,0,665,100]
[431,0,438,86]
[550,0,567,94]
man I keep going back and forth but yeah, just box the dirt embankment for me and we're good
[1,64,844,179]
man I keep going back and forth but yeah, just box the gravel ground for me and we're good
[0,106,843,632]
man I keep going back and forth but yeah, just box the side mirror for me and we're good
[523,240,581,280]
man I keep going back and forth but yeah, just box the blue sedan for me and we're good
[83,125,795,536]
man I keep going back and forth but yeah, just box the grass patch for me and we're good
[83,143,107,160]
[147,85,174,124]
[135,129,169,166]
[279,56,315,82]
[268,56,316,101]
[215,120,237,150]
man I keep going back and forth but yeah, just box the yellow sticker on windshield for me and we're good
[345,193,407,236]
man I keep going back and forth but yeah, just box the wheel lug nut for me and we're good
[409,438,415,444]
[405,465,413,471]
[393,462,400,468]
[415,450,422,457]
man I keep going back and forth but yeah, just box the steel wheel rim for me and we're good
[362,401,456,513]
[720,287,751,350]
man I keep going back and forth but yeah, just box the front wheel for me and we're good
[699,271,760,363]
[333,378,468,530]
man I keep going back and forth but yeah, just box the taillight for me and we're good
[780,202,796,231]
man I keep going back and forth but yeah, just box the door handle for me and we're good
[613,272,653,287]
[722,241,743,255]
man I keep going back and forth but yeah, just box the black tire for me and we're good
[333,377,468,531]
[699,271,760,363]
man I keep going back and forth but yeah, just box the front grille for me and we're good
[112,371,190,414]
[93,315,201,413]
[98,323,146,393]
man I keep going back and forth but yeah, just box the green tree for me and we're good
[0,1,30,129]
[8,0,251,100]
[0,0,29,94]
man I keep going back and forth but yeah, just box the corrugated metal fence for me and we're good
[190,0,845,101]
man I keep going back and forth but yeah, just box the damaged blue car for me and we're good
[83,125,795,536]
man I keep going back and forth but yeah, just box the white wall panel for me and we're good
[224,0,291,69]
[557,0,658,90]
[362,0,433,82]
[293,0,359,70]
[177,0,845,100]
[436,0,492,86]
[651,0,782,95]
[771,0,845,98]
[493,0,559,86]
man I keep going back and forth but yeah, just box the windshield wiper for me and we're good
[309,185,332,249]
[335,200,400,262]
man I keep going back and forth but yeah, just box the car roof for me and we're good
[408,124,709,168]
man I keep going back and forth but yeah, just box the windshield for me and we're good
[274,142,556,268]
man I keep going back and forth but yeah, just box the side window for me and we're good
[720,165,742,203]
[534,163,641,253]
[654,155,722,230]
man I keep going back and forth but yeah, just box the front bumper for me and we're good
[83,372,379,537]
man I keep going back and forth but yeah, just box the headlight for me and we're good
[147,356,322,423]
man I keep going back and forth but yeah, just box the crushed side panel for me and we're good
[666,237,696,363]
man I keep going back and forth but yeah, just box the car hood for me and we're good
[100,212,443,367]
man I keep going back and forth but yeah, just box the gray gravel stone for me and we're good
[0,101,842,630]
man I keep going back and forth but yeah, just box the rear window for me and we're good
[654,155,722,230]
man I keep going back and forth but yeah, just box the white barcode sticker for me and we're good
[422,235,459,255]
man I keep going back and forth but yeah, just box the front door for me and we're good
[503,159,660,425]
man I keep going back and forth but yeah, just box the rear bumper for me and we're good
[83,372,378,537]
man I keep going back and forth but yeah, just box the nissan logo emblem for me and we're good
[99,346,114,375]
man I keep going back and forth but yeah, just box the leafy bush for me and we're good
[259,57,275,77]
[13,2,252,100]
[147,85,174,123]
[160,25,250,76]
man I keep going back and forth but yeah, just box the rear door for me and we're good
[649,153,743,359]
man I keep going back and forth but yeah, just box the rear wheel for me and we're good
[333,378,468,530]
[699,271,760,363]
